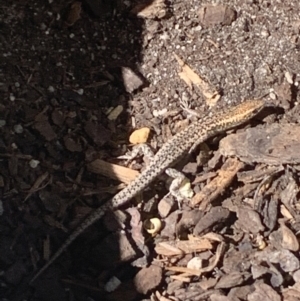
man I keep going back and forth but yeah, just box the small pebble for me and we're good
[14,124,23,134]
[29,159,40,169]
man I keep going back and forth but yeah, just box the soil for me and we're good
[0,0,300,301]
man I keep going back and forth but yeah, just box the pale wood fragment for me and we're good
[173,53,220,106]
[87,159,139,185]
[155,238,213,256]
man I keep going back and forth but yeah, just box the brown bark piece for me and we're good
[34,120,57,141]
[210,295,231,301]
[160,211,180,239]
[191,157,244,210]
[84,120,111,147]
[282,281,300,300]
[134,265,162,294]
[176,210,204,237]
[157,197,174,218]
[198,277,219,291]
[193,207,230,236]
[87,159,139,184]
[215,272,249,289]
[248,283,281,301]
[51,109,65,126]
[96,232,136,267]
[236,206,265,234]
[280,178,299,216]
[64,136,82,152]
[270,220,298,253]
[127,207,149,256]
[220,124,300,164]
[253,249,300,273]
[223,249,252,274]
[237,166,279,184]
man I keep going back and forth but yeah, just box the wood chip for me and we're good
[235,206,265,234]
[215,272,248,289]
[84,120,111,147]
[134,265,163,294]
[193,207,230,236]
[64,136,82,152]
[191,157,244,210]
[51,109,65,126]
[280,222,299,251]
[155,238,213,256]
[87,159,139,184]
[174,53,220,106]
[34,120,57,141]
[248,283,281,301]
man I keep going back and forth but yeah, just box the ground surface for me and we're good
[0,0,300,301]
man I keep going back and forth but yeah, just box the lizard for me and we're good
[30,99,267,283]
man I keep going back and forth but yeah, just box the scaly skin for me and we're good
[30,99,266,283]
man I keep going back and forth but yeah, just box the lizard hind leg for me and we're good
[117,143,155,164]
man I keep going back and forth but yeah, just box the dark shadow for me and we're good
[0,0,155,300]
